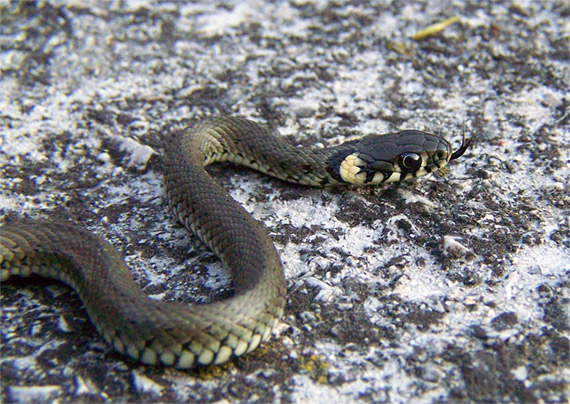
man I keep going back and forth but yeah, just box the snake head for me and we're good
[330,130,469,185]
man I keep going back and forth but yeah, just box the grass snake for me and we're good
[0,116,470,368]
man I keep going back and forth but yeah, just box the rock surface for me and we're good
[1,1,568,403]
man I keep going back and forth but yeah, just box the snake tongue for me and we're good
[450,135,472,161]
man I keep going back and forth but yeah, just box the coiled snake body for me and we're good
[0,117,469,368]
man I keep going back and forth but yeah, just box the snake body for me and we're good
[0,117,469,368]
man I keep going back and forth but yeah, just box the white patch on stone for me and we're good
[115,136,156,170]
[131,370,163,395]
[56,315,72,332]
[443,235,470,255]
[400,189,437,209]
[7,386,61,403]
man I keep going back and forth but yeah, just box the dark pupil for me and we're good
[400,153,421,170]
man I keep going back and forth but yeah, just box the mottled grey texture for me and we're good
[1,0,568,403]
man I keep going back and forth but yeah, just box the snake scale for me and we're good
[0,116,469,368]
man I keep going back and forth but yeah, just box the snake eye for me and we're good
[399,152,422,171]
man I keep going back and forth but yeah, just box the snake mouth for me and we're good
[450,133,472,161]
